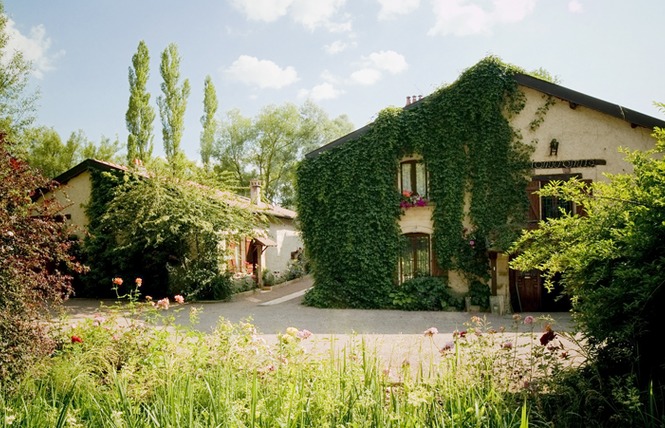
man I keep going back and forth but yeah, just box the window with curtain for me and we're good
[400,160,428,198]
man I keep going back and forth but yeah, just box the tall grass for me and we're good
[0,302,659,427]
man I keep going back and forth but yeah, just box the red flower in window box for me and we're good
[400,190,428,208]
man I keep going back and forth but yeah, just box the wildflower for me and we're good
[156,298,170,310]
[5,414,16,425]
[174,294,185,304]
[135,278,142,287]
[112,277,123,286]
[459,330,467,338]
[560,351,569,359]
[71,335,83,344]
[512,313,522,322]
[145,295,152,301]
[501,341,513,349]
[524,315,535,325]
[469,240,475,247]
[440,341,455,353]
[297,329,312,339]
[286,327,299,337]
[540,325,556,346]
[423,327,438,337]
[470,316,481,324]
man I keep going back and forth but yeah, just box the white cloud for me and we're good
[4,18,61,79]
[377,0,420,21]
[223,55,299,89]
[298,82,344,101]
[427,0,537,37]
[325,40,355,54]
[350,68,382,85]
[568,0,583,13]
[367,50,408,74]
[291,0,347,30]
[231,0,350,32]
[229,0,293,22]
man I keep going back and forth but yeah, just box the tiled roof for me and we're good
[51,159,297,220]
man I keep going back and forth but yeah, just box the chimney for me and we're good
[250,179,262,204]
[406,96,411,106]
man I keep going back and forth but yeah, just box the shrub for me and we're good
[468,280,491,309]
[167,257,234,301]
[0,136,83,383]
[390,276,463,311]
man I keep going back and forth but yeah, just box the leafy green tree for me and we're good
[0,1,38,149]
[80,133,123,163]
[157,43,190,173]
[200,75,218,169]
[510,116,665,416]
[0,134,82,383]
[214,101,353,207]
[23,126,78,177]
[125,40,155,164]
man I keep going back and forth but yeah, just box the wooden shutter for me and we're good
[526,180,540,230]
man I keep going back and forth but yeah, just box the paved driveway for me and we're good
[63,275,575,336]
[62,276,582,370]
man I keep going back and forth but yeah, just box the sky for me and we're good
[4,0,665,162]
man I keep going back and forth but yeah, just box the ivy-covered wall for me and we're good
[296,56,534,309]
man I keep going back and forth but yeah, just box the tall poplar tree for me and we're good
[125,40,155,165]
[157,43,190,170]
[200,75,218,168]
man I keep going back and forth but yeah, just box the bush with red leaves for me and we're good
[0,134,84,383]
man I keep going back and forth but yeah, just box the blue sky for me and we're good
[4,0,665,162]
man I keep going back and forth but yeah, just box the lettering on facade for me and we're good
[532,159,606,169]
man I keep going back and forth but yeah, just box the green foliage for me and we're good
[297,56,533,308]
[0,1,38,147]
[1,308,602,427]
[22,126,78,177]
[126,40,155,163]
[157,43,190,174]
[79,168,259,299]
[389,276,463,311]
[214,100,354,207]
[0,136,83,383]
[510,119,665,419]
[468,280,491,309]
[199,75,218,168]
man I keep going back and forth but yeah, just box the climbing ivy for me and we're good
[296,56,534,308]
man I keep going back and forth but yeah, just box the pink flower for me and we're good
[297,329,312,339]
[469,240,475,247]
[135,278,142,287]
[423,327,438,337]
[440,341,455,353]
[501,341,513,349]
[71,335,83,344]
[112,277,123,286]
[174,295,184,304]
[524,315,535,325]
[156,298,170,310]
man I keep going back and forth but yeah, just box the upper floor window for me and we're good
[400,160,428,199]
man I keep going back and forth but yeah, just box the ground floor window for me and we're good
[400,233,431,282]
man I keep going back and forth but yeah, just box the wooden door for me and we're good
[514,269,541,312]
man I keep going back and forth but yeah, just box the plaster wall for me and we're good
[512,86,658,181]
[39,171,93,238]
[265,219,303,275]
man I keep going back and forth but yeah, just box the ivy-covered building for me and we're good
[296,56,665,312]
[39,159,302,296]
